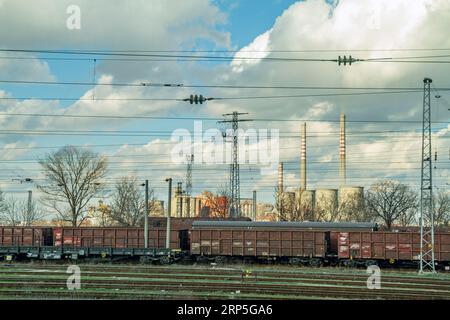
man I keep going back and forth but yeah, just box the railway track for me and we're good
[0,263,449,300]
[6,262,449,286]
[1,270,449,292]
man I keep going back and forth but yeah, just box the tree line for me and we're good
[0,145,449,229]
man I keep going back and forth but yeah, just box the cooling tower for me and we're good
[339,186,364,219]
[298,189,315,220]
[316,189,338,210]
[340,113,346,186]
[315,189,338,221]
[300,122,307,191]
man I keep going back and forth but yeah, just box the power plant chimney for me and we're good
[300,122,307,191]
[277,162,284,191]
[340,112,346,186]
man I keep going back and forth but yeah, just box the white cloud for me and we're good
[1,0,449,202]
[201,0,450,193]
[0,0,228,49]
[231,29,272,73]
[0,54,55,81]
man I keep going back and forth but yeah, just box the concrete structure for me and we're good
[296,189,315,220]
[339,186,364,206]
[171,194,205,217]
[300,122,307,191]
[339,186,364,220]
[340,113,346,186]
[241,199,253,218]
[315,189,338,221]
[277,162,284,191]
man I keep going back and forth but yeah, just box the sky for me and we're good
[0,0,449,209]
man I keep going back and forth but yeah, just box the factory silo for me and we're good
[339,186,364,220]
[315,188,338,221]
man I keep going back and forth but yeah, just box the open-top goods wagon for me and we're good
[338,231,450,267]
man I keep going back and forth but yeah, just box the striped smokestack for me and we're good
[300,122,306,191]
[340,112,346,186]
[277,162,284,191]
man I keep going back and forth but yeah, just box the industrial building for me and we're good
[165,113,364,222]
[276,113,365,222]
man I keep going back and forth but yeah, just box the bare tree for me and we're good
[292,191,313,221]
[0,196,21,226]
[313,193,367,222]
[274,186,289,221]
[0,195,46,226]
[434,191,450,227]
[89,200,114,227]
[0,189,7,217]
[396,206,417,227]
[20,198,47,226]
[37,146,107,227]
[273,187,302,221]
[365,180,418,230]
[341,194,371,223]
[315,193,342,222]
[108,176,155,227]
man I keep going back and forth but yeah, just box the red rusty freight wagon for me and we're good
[338,231,450,264]
[53,227,188,250]
[190,221,329,259]
[0,226,53,246]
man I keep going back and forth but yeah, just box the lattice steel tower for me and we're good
[218,112,251,217]
[419,77,436,273]
[185,154,193,217]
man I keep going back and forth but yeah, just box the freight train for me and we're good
[190,221,450,269]
[1,218,449,269]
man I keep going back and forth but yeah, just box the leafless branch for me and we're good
[37,146,107,226]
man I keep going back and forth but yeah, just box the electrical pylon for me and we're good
[218,111,252,217]
[185,154,193,217]
[419,77,436,273]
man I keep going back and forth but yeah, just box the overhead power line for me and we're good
[2,79,450,91]
[1,48,450,64]
[2,47,450,53]
[0,89,429,102]
[2,48,450,53]
[0,112,448,124]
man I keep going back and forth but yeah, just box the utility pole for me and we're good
[165,178,172,250]
[218,111,252,218]
[27,190,32,221]
[144,179,149,249]
[185,154,193,218]
[11,178,34,225]
[252,190,257,221]
[419,77,436,273]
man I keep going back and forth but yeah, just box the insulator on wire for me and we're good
[188,94,207,104]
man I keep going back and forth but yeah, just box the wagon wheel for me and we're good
[309,259,323,268]
[160,256,172,265]
[214,256,227,264]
